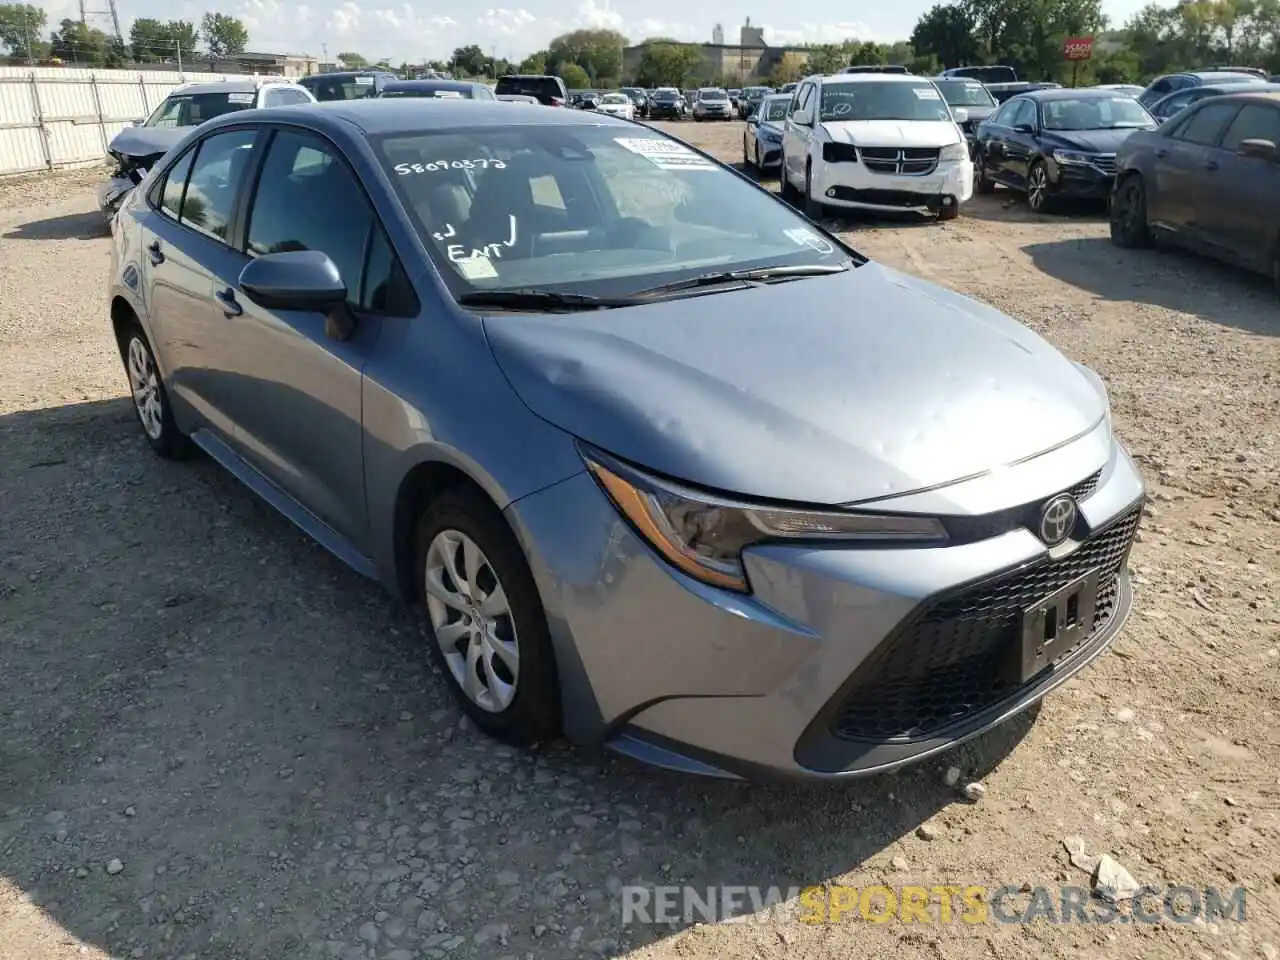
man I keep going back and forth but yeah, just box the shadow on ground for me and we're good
[3,210,109,241]
[960,189,1108,225]
[0,398,1035,959]
[1024,237,1280,334]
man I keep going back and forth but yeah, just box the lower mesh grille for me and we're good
[831,505,1141,743]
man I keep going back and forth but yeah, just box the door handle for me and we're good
[1204,159,1219,171]
[146,240,164,265]
[214,287,243,317]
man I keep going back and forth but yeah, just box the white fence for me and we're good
[0,66,260,177]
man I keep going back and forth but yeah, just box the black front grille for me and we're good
[1091,154,1118,175]
[859,146,940,176]
[831,505,1141,743]
[828,186,942,208]
[1067,469,1102,501]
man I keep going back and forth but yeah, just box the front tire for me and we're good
[415,487,561,746]
[743,135,754,170]
[803,160,824,219]
[780,153,799,202]
[1027,160,1053,213]
[975,153,996,194]
[119,325,189,459]
[1110,174,1152,248]
[938,203,960,221]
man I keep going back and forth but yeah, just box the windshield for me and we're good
[820,81,951,122]
[932,79,996,108]
[602,94,628,104]
[145,91,255,128]
[377,125,850,301]
[699,89,727,101]
[299,75,379,101]
[383,87,470,99]
[1042,96,1155,130]
[762,99,790,121]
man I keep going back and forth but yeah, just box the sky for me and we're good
[49,0,1158,63]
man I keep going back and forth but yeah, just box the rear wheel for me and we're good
[119,324,190,459]
[1110,174,1152,248]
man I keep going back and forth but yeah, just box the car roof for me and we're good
[204,98,636,136]
[173,79,296,95]
[1185,70,1262,81]
[302,70,393,80]
[383,79,475,92]
[1211,88,1280,102]
[818,73,927,84]
[1021,87,1140,101]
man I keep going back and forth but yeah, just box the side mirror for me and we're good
[239,251,355,340]
[952,107,969,124]
[1014,123,1036,134]
[130,117,143,127]
[1237,137,1277,161]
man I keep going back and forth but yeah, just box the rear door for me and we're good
[1150,101,1239,236]
[142,127,261,439]
[1200,102,1280,266]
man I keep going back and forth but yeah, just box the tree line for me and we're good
[0,3,249,66]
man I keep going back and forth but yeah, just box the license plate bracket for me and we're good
[1016,570,1100,682]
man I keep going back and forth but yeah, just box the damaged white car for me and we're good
[99,78,316,220]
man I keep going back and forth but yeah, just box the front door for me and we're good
[1151,101,1239,237]
[782,81,816,190]
[1199,102,1280,265]
[224,127,399,542]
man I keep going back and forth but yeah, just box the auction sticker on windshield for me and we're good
[614,138,716,171]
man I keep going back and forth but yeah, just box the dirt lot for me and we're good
[1,120,1278,960]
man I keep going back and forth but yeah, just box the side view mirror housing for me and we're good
[952,107,969,124]
[1237,137,1277,161]
[239,250,356,340]
[1014,122,1035,134]
[130,117,143,127]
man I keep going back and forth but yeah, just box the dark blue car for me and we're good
[380,79,497,101]
[974,88,1157,212]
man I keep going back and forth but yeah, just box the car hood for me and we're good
[483,263,1106,505]
[108,125,188,158]
[821,118,962,147]
[1044,127,1152,152]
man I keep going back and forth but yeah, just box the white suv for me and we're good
[779,73,973,221]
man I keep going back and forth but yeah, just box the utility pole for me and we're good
[176,37,182,73]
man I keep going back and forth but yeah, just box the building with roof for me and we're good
[623,18,811,84]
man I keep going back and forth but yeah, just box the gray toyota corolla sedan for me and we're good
[107,99,1144,780]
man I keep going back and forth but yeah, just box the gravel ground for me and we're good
[1,126,1278,960]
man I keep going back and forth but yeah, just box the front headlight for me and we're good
[583,448,949,593]
[939,142,969,162]
[761,130,782,143]
[1053,149,1091,166]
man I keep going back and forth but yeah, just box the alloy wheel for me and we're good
[126,336,164,440]
[1028,165,1048,211]
[424,529,520,713]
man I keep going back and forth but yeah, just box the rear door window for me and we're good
[1172,102,1240,145]
[179,129,258,242]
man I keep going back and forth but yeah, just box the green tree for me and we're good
[634,42,701,86]
[201,12,248,57]
[556,61,591,88]
[911,3,981,67]
[451,43,487,75]
[517,51,546,73]
[49,17,109,65]
[807,44,847,74]
[337,50,368,67]
[0,2,46,59]
[546,28,627,83]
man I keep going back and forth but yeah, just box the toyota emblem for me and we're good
[1039,495,1078,546]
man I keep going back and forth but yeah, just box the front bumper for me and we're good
[506,432,1144,781]
[694,106,733,120]
[814,154,975,213]
[1048,158,1116,199]
[756,136,783,167]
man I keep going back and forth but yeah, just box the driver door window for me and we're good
[791,83,814,125]
[1009,100,1036,130]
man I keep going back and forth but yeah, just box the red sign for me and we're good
[1063,36,1094,60]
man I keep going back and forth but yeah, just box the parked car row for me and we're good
[105,93,1147,782]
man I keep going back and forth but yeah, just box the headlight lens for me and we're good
[939,142,969,162]
[583,449,949,593]
[1053,149,1091,165]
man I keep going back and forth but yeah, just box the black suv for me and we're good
[494,74,568,106]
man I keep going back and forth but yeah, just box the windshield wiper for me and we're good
[631,263,849,298]
[457,288,639,312]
